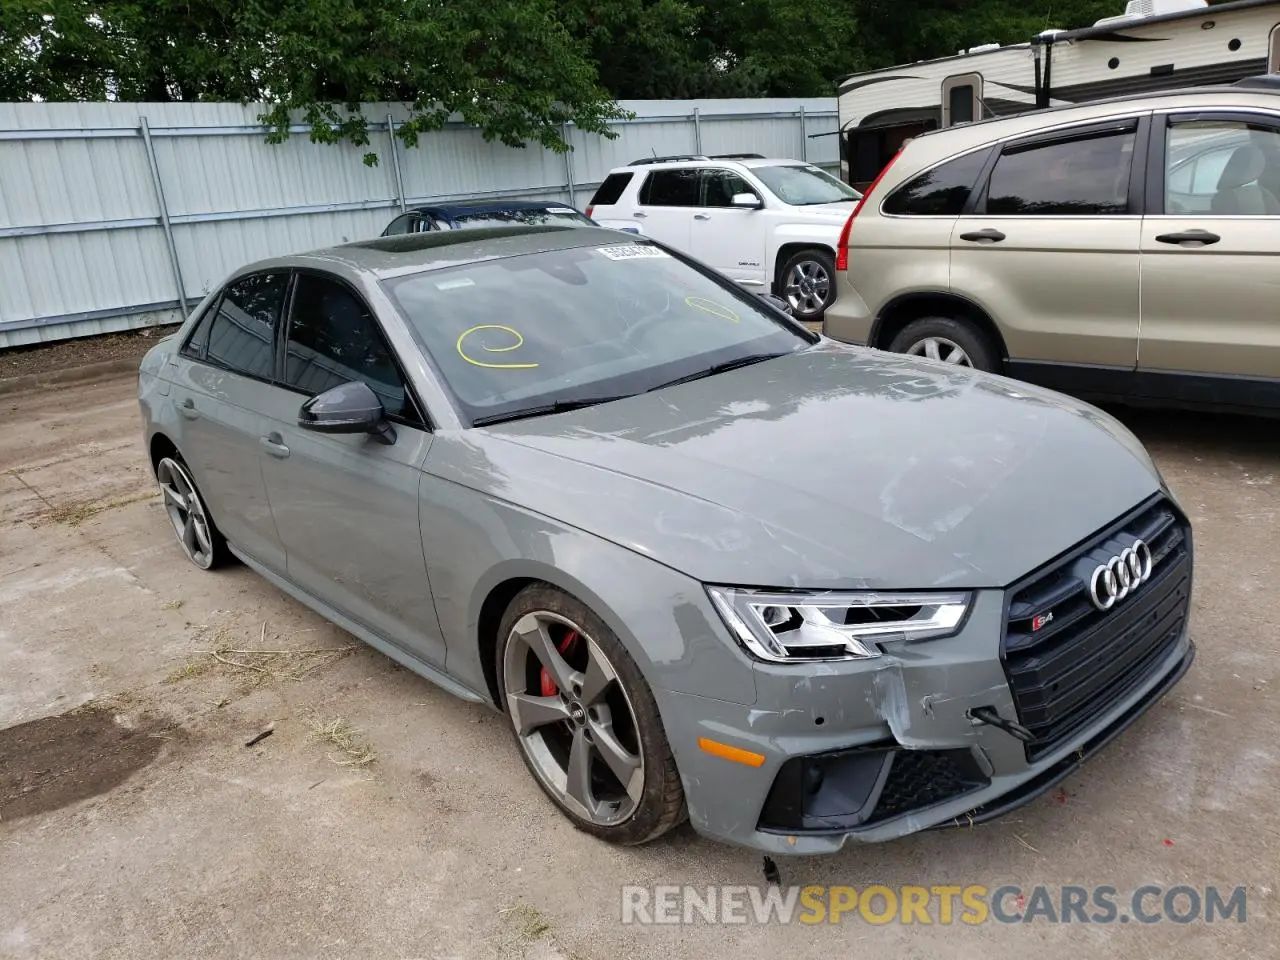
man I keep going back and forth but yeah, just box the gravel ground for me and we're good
[0,327,177,381]
[0,366,1276,960]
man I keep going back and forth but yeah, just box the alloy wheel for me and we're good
[783,259,831,317]
[503,611,645,826]
[906,336,972,366]
[155,457,216,569]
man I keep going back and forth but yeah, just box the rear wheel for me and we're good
[779,249,836,320]
[888,316,998,373]
[155,455,229,569]
[496,584,684,845]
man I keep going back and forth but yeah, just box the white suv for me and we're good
[586,155,862,320]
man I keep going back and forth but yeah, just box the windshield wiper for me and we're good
[648,352,791,392]
[471,395,633,427]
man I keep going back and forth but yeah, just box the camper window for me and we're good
[1270,23,1280,72]
[942,73,982,128]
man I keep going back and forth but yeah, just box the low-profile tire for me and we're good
[154,454,231,570]
[496,583,685,845]
[778,248,836,320]
[887,316,998,373]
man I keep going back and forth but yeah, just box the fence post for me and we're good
[799,105,809,163]
[692,107,703,154]
[563,123,577,208]
[138,115,190,315]
[387,113,407,212]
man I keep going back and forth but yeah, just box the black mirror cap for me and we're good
[298,381,396,444]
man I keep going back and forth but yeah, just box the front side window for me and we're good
[752,164,860,206]
[204,272,289,379]
[883,149,989,216]
[284,274,414,421]
[986,128,1136,216]
[700,169,759,207]
[1165,119,1280,215]
[385,242,812,425]
[639,169,701,206]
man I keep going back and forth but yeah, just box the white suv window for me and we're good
[638,169,700,206]
[700,169,759,207]
[752,165,859,205]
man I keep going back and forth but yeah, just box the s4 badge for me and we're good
[1031,611,1054,632]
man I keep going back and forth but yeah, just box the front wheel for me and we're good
[155,455,230,569]
[778,249,836,320]
[496,584,685,845]
[888,316,998,373]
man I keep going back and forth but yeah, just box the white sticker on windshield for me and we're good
[596,245,670,261]
[546,207,577,214]
[436,277,475,291]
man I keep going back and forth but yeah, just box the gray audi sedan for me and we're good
[138,226,1194,854]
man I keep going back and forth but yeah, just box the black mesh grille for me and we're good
[1002,497,1192,761]
[865,749,987,824]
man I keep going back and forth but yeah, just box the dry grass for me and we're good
[39,489,157,527]
[308,716,376,767]
[163,621,356,690]
[498,904,554,959]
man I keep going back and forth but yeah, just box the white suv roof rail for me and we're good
[626,155,710,166]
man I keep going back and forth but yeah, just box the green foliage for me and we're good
[0,0,1230,152]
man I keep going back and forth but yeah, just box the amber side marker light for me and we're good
[698,737,766,768]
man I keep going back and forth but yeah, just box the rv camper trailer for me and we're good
[836,0,1280,188]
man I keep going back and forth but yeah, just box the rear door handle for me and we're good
[1156,229,1220,247]
[179,397,198,420]
[259,433,290,459]
[694,213,711,221]
[632,211,647,219]
[960,228,1006,244]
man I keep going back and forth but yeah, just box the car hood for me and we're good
[432,342,1164,590]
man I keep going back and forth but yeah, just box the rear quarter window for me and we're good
[589,173,635,207]
[882,149,990,216]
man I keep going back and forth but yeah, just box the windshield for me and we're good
[449,208,591,229]
[753,164,860,206]
[385,242,811,425]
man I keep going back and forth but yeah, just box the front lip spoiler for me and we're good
[930,640,1196,831]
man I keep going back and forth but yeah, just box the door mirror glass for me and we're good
[298,381,396,445]
[731,192,763,209]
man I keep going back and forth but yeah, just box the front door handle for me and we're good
[1155,229,1220,247]
[259,433,290,459]
[694,213,711,221]
[960,228,1006,244]
[179,397,198,420]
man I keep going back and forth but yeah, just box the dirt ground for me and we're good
[0,328,176,382]
[0,368,1277,960]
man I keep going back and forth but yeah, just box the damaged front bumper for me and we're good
[655,586,1194,855]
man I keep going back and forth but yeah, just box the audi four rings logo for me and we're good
[1088,540,1155,611]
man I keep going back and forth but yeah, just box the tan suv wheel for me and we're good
[889,317,997,373]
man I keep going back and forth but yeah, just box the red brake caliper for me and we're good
[539,630,579,697]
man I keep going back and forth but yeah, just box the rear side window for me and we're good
[589,172,635,207]
[883,149,989,216]
[383,213,415,236]
[204,272,289,380]
[985,128,1136,216]
[639,169,701,206]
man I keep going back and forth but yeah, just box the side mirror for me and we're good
[756,292,794,316]
[731,193,764,210]
[298,381,396,445]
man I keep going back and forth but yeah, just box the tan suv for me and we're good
[824,83,1280,414]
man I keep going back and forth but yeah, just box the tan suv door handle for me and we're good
[1156,229,1220,247]
[960,228,1006,244]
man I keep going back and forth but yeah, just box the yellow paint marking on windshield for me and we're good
[685,297,740,323]
[456,324,539,369]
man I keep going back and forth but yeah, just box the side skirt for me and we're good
[228,544,491,706]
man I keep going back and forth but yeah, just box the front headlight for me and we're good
[706,586,970,663]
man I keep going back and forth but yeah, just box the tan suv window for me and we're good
[1165,120,1280,216]
[986,129,1136,216]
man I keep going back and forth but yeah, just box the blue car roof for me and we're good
[409,199,582,218]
